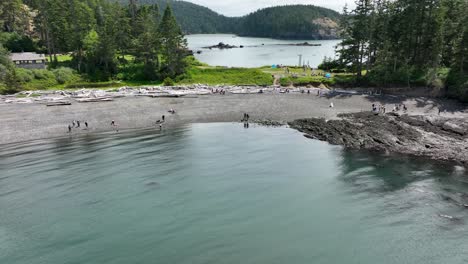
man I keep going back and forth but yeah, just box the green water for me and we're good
[1,123,467,264]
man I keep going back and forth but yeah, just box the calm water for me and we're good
[1,123,468,264]
[186,34,340,68]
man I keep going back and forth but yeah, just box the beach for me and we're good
[1,90,467,145]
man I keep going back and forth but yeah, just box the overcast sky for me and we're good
[182,0,355,16]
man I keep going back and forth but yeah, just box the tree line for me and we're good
[117,1,341,39]
[331,0,468,100]
[0,0,188,92]
[116,0,238,34]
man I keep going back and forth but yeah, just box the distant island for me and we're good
[115,0,341,40]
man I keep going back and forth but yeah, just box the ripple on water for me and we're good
[0,123,468,264]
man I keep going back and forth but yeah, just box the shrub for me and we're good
[16,68,34,83]
[0,64,8,81]
[32,69,55,80]
[163,77,175,86]
[0,68,22,94]
[52,67,76,84]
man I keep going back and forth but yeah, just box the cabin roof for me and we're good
[10,52,46,61]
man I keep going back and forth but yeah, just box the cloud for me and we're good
[183,0,355,16]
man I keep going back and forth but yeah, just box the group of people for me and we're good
[66,108,179,134]
[371,103,408,114]
[68,120,88,133]
[155,114,166,129]
[392,103,408,113]
[372,104,386,114]
[155,109,176,129]
[242,113,250,128]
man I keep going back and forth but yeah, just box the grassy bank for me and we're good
[1,57,275,94]
[2,57,364,94]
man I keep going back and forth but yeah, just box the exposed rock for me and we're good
[292,42,322,46]
[253,119,286,127]
[289,112,468,166]
[203,42,238,49]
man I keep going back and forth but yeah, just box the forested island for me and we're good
[115,0,341,39]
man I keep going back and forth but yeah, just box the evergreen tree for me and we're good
[451,1,468,74]
[159,5,188,78]
[132,4,161,80]
[336,0,373,79]
[0,0,27,33]
[0,44,21,93]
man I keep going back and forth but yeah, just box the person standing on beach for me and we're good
[77,121,80,128]
[72,120,76,127]
[162,115,165,122]
[85,122,88,128]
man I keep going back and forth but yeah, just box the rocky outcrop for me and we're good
[289,112,468,166]
[253,119,286,127]
[203,42,238,49]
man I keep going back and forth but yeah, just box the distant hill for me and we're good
[238,5,341,39]
[114,0,341,39]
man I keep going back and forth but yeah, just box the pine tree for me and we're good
[131,4,161,80]
[453,5,468,74]
[159,5,188,78]
[336,0,373,79]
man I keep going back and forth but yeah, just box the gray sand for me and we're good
[0,93,466,145]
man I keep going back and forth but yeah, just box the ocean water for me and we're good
[186,34,340,68]
[1,123,468,264]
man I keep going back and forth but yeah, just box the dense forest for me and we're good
[0,0,189,93]
[325,0,468,101]
[115,0,238,34]
[115,0,341,39]
[237,5,341,39]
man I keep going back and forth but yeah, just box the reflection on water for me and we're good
[0,123,467,264]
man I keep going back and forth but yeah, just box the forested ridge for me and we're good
[323,0,468,101]
[237,5,341,39]
[114,0,341,39]
[115,0,238,34]
[0,0,189,93]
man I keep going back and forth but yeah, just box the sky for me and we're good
[182,0,355,17]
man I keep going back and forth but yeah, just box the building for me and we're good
[10,52,47,69]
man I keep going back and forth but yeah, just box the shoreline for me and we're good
[1,92,467,154]
[290,112,468,166]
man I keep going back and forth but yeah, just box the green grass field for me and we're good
[179,66,273,86]
[46,54,73,63]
